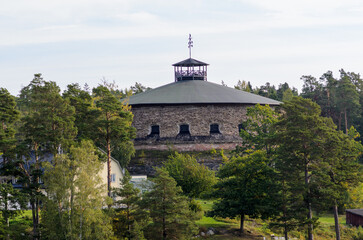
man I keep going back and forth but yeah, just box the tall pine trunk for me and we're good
[338,112,342,131]
[305,158,313,240]
[333,202,341,240]
[32,149,40,240]
[31,200,36,238]
[107,140,111,197]
[106,121,112,198]
[344,108,348,134]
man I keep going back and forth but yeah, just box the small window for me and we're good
[238,124,245,133]
[148,125,160,138]
[179,124,190,134]
[210,124,220,134]
[151,125,160,135]
[111,174,116,182]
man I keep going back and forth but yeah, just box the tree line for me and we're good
[1,71,363,240]
[209,101,362,240]
[0,75,213,239]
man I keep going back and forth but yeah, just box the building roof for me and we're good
[346,209,363,217]
[172,58,209,67]
[127,80,281,106]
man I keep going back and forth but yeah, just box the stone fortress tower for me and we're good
[127,35,280,152]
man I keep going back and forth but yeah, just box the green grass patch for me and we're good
[195,199,239,228]
[196,216,237,228]
[318,214,346,226]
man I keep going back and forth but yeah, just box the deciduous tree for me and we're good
[237,104,277,156]
[42,141,114,240]
[209,150,279,234]
[163,152,216,198]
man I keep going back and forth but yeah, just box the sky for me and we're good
[2,0,363,96]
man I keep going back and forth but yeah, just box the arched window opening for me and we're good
[179,124,190,135]
[210,124,220,134]
[148,125,160,138]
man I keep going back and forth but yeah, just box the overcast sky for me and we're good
[2,0,363,96]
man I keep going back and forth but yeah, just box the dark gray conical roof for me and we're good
[127,80,281,105]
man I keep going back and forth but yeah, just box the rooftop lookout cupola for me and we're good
[172,34,209,82]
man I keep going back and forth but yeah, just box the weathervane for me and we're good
[188,34,193,58]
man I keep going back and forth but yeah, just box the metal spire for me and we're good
[188,34,193,58]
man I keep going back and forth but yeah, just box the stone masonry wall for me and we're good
[131,103,251,140]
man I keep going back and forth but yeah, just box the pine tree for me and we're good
[63,83,96,141]
[113,170,142,239]
[92,85,135,197]
[140,168,198,240]
[0,88,19,163]
[17,74,77,239]
[273,97,338,240]
[336,70,361,134]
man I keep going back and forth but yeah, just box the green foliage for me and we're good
[352,227,363,240]
[0,88,19,161]
[130,82,151,95]
[63,83,97,141]
[19,73,77,154]
[92,85,135,195]
[139,168,199,240]
[209,150,279,233]
[347,183,363,209]
[337,70,361,133]
[234,80,252,92]
[17,74,77,238]
[112,170,144,239]
[112,140,136,168]
[0,183,27,239]
[272,96,363,240]
[312,126,362,209]
[273,97,334,238]
[130,221,146,240]
[255,82,278,100]
[301,69,362,135]
[163,152,216,198]
[237,104,278,156]
[42,140,114,240]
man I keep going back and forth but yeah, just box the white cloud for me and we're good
[2,0,363,95]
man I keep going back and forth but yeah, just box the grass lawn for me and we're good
[194,200,360,240]
[195,199,239,228]
[195,200,267,239]
[318,214,345,225]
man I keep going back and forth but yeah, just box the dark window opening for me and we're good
[151,125,160,135]
[210,124,220,134]
[179,124,190,134]
[148,125,160,138]
[238,124,245,134]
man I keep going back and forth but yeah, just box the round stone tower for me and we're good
[127,36,280,151]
